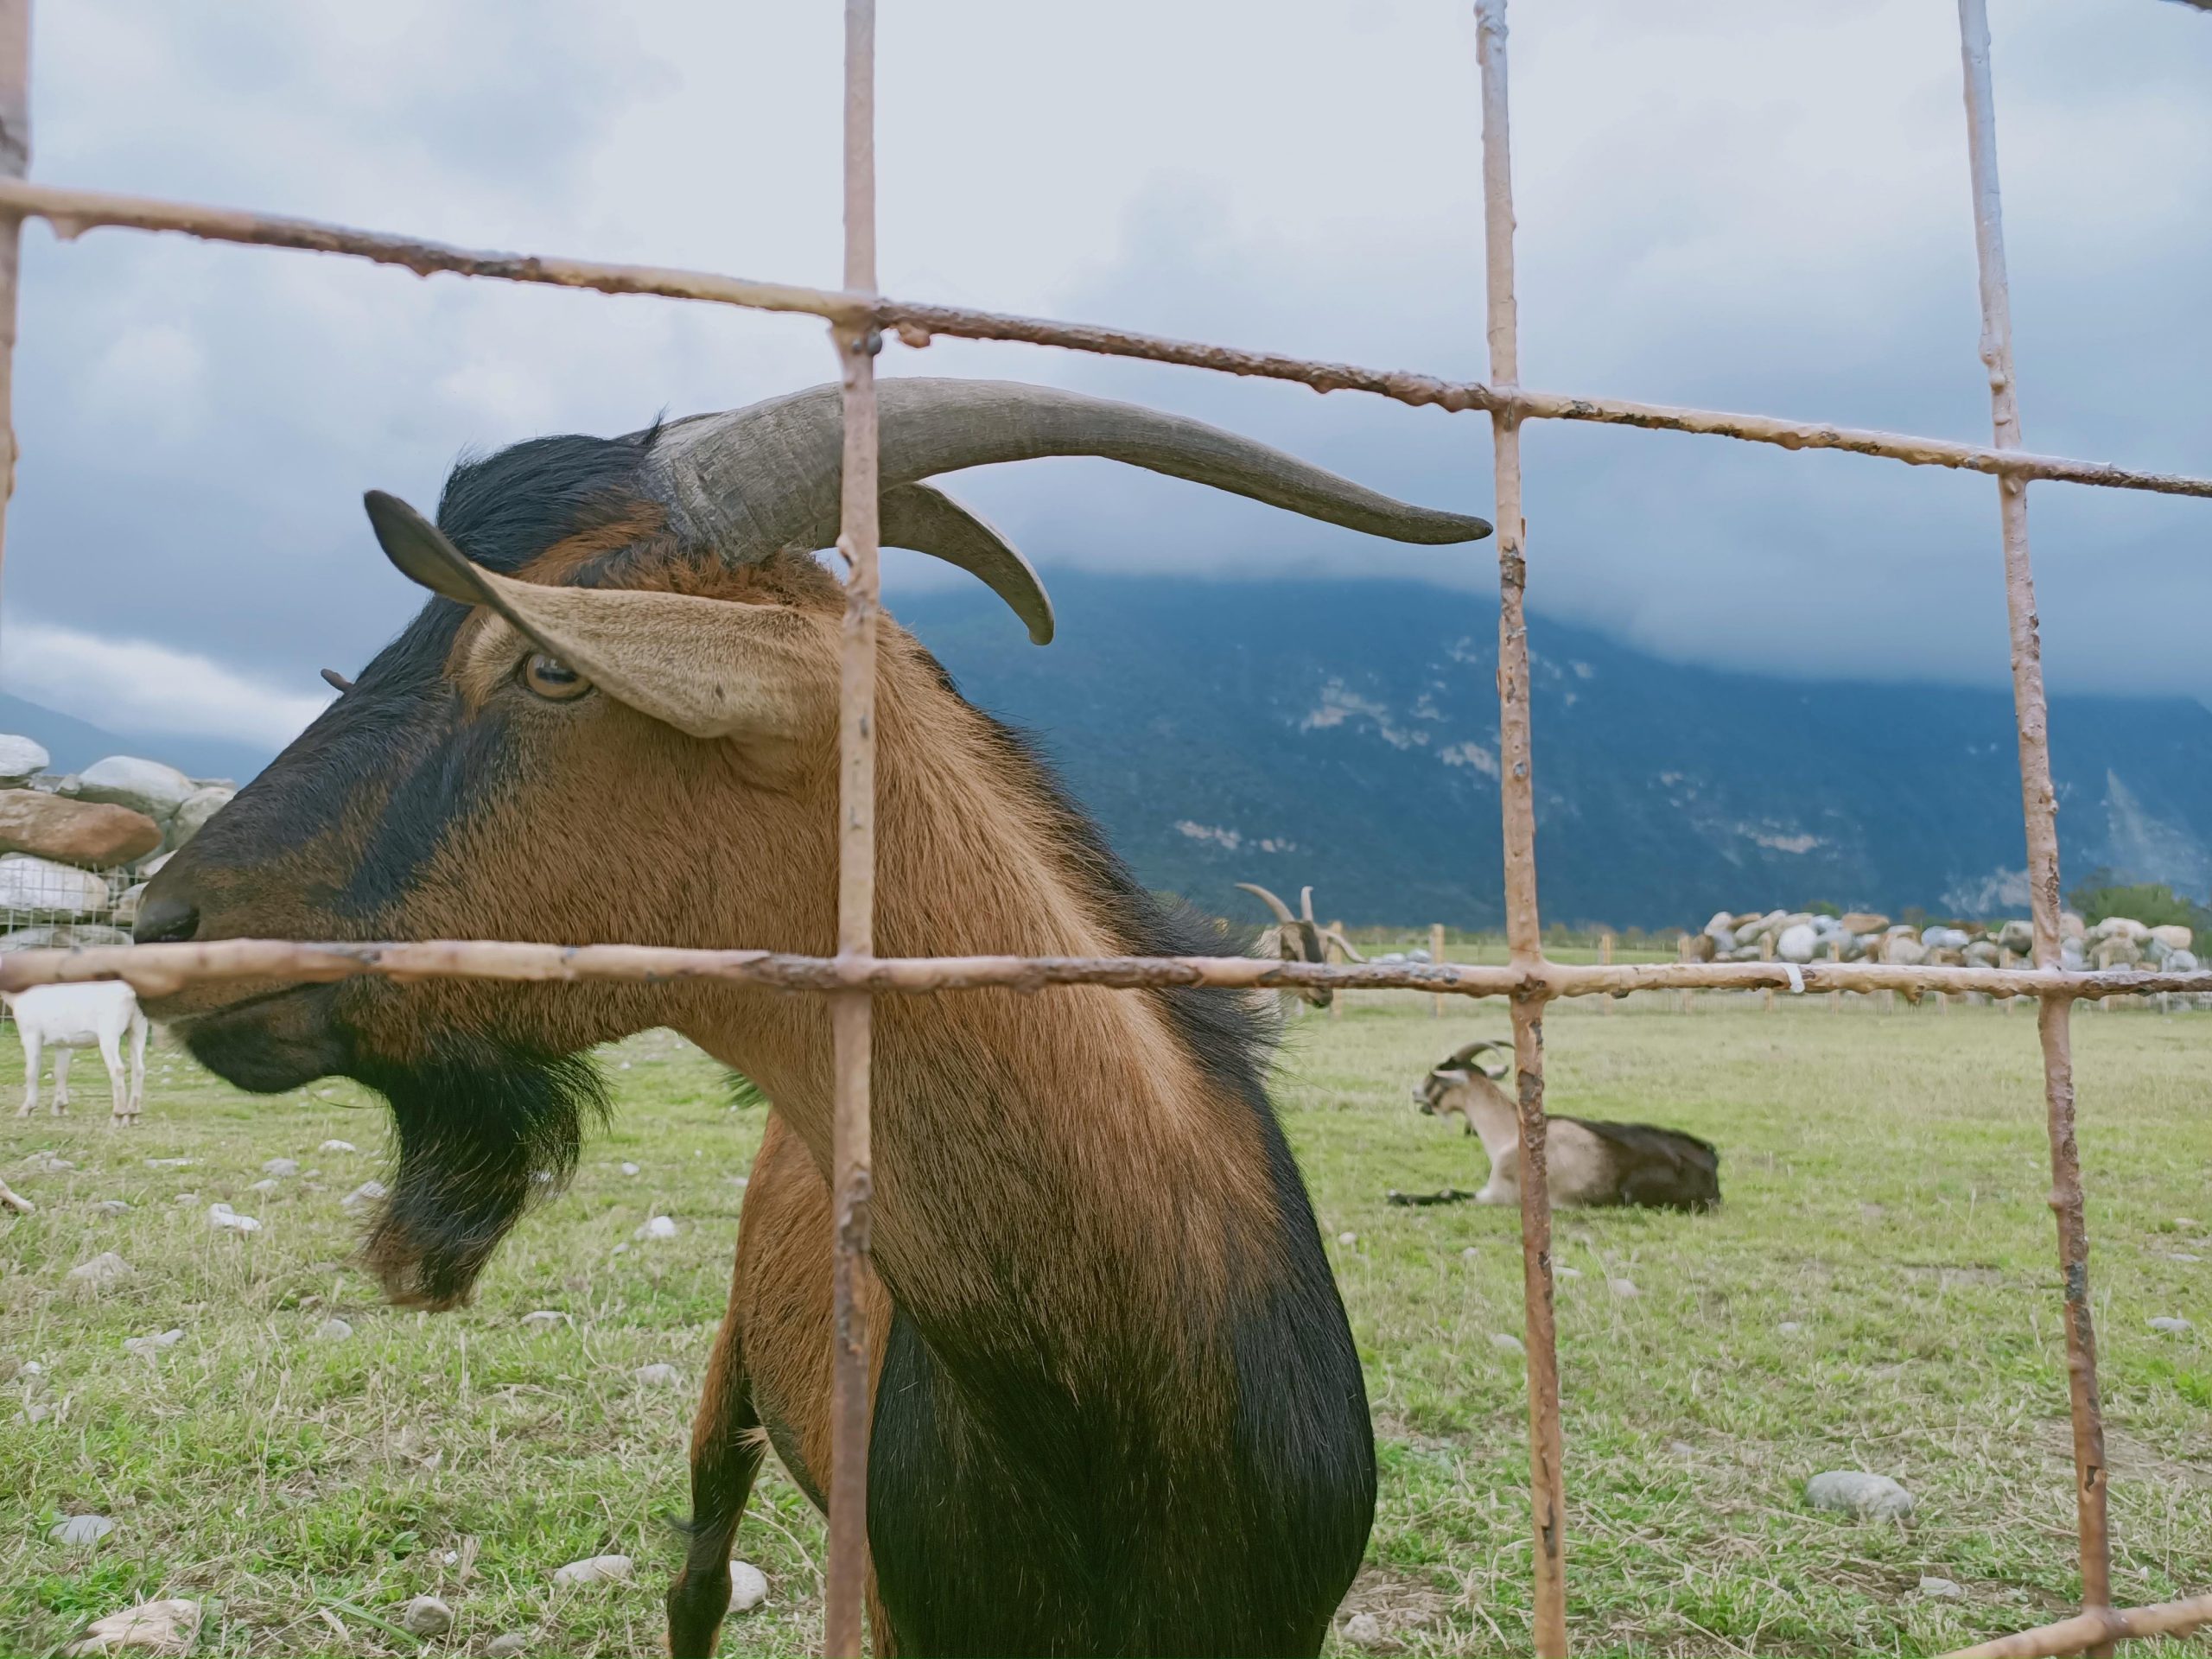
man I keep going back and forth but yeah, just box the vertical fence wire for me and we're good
[0,0,28,585]
[1955,0,2113,1632]
[1475,3,1569,1652]
[826,0,881,1652]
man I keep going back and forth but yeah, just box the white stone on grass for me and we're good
[398,1596,453,1637]
[1556,1266,1582,1280]
[730,1560,769,1613]
[122,1329,184,1355]
[66,1252,133,1291]
[64,1598,200,1656]
[1778,1320,1806,1336]
[1608,1277,1641,1300]
[634,1215,678,1242]
[248,1179,278,1193]
[144,1158,194,1169]
[91,1200,130,1217]
[521,1310,567,1332]
[207,1202,262,1233]
[1340,1611,1385,1649]
[635,1363,683,1388]
[261,1157,299,1178]
[50,1514,115,1545]
[620,1161,640,1176]
[486,1636,531,1658]
[2149,1316,2193,1335]
[319,1140,357,1154]
[340,1180,388,1212]
[21,1150,73,1173]
[1459,1246,1478,1260]
[313,1318,354,1342]
[1490,1332,1525,1355]
[1919,1576,1963,1599]
[553,1553,633,1586]
[1336,1231,1357,1246]
[1805,1470,1914,1520]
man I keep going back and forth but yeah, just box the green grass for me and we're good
[3,997,2208,1656]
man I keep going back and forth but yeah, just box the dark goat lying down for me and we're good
[1411,1040,1721,1211]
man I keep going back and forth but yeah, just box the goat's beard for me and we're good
[350,1039,608,1310]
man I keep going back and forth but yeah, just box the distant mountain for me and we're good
[895,573,2212,929]
[0,692,271,786]
[10,579,2205,931]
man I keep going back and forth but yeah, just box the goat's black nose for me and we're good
[132,890,200,945]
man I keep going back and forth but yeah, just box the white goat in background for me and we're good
[3,982,150,1127]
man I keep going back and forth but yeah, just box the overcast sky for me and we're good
[4,1,2209,752]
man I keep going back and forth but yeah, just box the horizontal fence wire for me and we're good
[0,175,2208,498]
[6,939,2212,1003]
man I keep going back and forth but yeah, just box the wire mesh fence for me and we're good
[1,2,2208,1655]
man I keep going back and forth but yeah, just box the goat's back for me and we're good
[1573,1116,1722,1211]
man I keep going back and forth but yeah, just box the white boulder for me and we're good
[0,853,110,919]
[552,1554,634,1586]
[2150,924,2193,952]
[1775,924,1818,963]
[0,733,49,784]
[730,1560,770,1613]
[167,785,235,848]
[73,757,195,823]
[1805,1469,1914,1520]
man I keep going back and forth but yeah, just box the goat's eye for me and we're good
[520,653,591,702]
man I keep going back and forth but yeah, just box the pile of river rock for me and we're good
[0,734,234,950]
[1682,908,2196,975]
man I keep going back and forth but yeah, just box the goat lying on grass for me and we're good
[3,982,149,1127]
[1410,1040,1719,1211]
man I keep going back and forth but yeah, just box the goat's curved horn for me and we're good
[1445,1039,1512,1080]
[879,481,1053,645]
[1319,927,1368,963]
[646,378,1491,630]
[1236,882,1297,925]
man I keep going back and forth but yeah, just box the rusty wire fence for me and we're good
[2,3,2209,1656]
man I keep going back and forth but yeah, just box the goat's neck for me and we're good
[1462,1082,1522,1170]
[683,650,1278,1368]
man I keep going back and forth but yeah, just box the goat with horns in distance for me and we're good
[1414,1039,1721,1212]
[130,378,1491,1658]
[1236,881,1365,1013]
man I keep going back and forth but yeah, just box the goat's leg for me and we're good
[666,1249,769,1659]
[15,1031,36,1116]
[99,1032,130,1128]
[54,1048,73,1114]
[125,1014,149,1123]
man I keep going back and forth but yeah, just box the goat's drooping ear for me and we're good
[363,491,831,742]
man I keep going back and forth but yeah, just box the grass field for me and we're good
[3,992,2208,1656]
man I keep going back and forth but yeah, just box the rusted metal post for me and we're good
[1956,0,2111,1631]
[1431,923,1448,1016]
[825,1,880,1653]
[0,0,29,592]
[1477,3,1568,1652]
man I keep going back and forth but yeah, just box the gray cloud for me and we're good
[3,0,2207,742]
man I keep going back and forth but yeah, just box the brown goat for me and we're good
[131,380,1489,1657]
[1414,1040,1721,1211]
